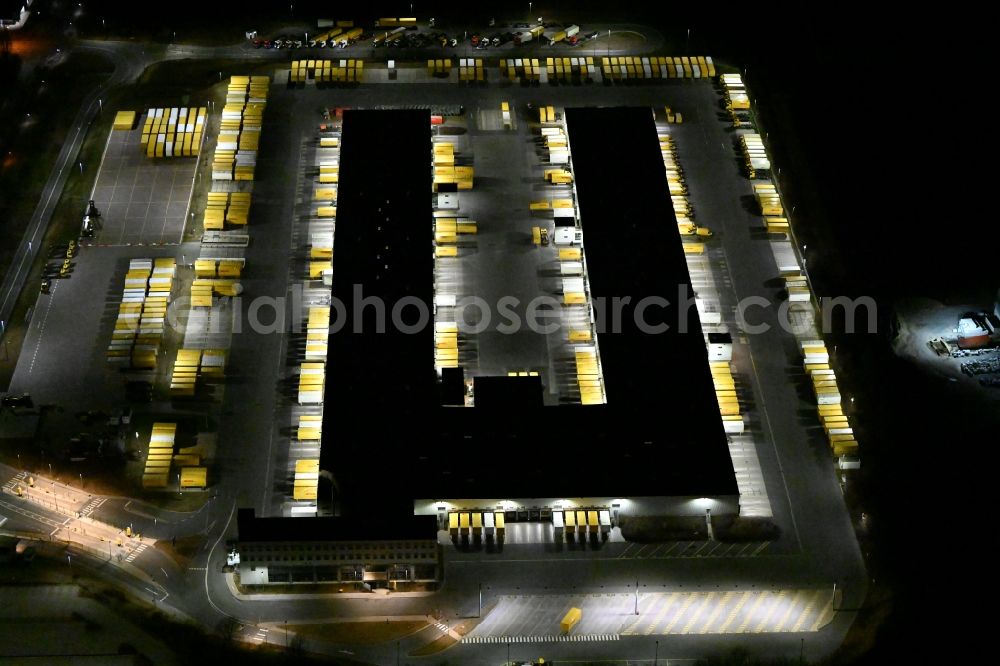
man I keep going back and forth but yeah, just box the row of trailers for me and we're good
[447,509,613,541]
[728,79,861,471]
[601,55,716,81]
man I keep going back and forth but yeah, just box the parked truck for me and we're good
[373,26,405,46]
[337,27,363,47]
[560,607,582,634]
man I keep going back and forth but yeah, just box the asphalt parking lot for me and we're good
[88,122,199,246]
[466,588,833,641]
[7,243,195,446]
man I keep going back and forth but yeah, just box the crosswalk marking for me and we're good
[462,634,619,644]
[2,472,27,493]
[125,542,148,562]
[80,497,106,517]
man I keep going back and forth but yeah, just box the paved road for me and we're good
[0,40,147,335]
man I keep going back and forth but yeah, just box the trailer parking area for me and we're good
[7,244,197,448]
[88,123,199,246]
[466,588,833,641]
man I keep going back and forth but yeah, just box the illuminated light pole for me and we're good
[634,579,639,615]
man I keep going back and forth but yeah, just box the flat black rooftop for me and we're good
[237,509,437,543]
[564,105,733,477]
[322,109,436,514]
[321,108,736,512]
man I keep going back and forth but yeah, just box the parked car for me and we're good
[1,393,34,409]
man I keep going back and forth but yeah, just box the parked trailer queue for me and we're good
[291,59,365,84]
[284,117,345,512]
[730,71,861,469]
[106,258,175,370]
[530,104,607,404]
[140,107,207,158]
[431,118,477,372]
[142,422,208,490]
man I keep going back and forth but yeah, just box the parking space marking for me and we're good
[681,591,716,634]
[28,279,59,374]
[463,634,619,644]
[662,593,697,634]
[642,592,675,635]
[753,589,786,633]
[773,589,804,632]
[699,590,734,634]
[718,591,751,633]
[791,589,824,632]
[810,593,836,631]
[737,591,768,633]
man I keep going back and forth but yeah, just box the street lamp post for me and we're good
[634,580,640,615]
[655,639,659,665]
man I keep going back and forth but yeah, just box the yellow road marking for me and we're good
[681,591,716,634]
[699,591,734,634]
[773,589,804,632]
[719,591,751,633]
[792,589,824,632]
[737,591,768,633]
[663,593,697,634]
[754,590,787,633]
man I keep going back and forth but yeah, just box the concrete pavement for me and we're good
[0,27,870,664]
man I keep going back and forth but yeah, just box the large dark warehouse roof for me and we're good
[321,108,736,514]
